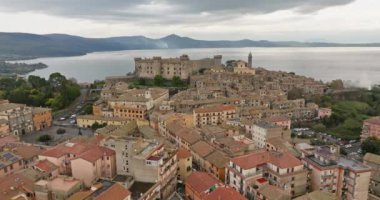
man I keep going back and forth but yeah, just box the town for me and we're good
[0,53,380,200]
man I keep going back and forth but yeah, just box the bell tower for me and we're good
[248,52,252,68]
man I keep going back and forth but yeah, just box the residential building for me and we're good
[318,108,332,119]
[190,140,215,170]
[301,145,372,200]
[32,107,52,131]
[264,116,291,130]
[204,150,230,182]
[226,149,308,198]
[34,176,82,200]
[35,159,59,178]
[247,121,290,149]
[177,148,192,182]
[185,171,247,200]
[363,153,380,199]
[0,119,9,135]
[233,60,256,75]
[362,117,380,140]
[294,191,337,200]
[0,172,36,200]
[0,103,33,136]
[71,146,116,187]
[134,54,222,80]
[76,115,129,128]
[93,183,131,200]
[0,151,23,177]
[193,105,237,127]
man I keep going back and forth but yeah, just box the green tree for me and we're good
[172,76,183,87]
[154,75,164,86]
[37,134,52,143]
[312,123,327,132]
[362,137,380,155]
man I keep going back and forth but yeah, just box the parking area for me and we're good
[20,125,94,146]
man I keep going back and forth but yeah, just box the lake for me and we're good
[23,47,380,88]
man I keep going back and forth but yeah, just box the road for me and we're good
[54,88,89,125]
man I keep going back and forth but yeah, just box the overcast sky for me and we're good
[0,0,379,43]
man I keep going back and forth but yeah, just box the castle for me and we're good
[134,54,222,80]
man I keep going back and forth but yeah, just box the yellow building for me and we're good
[177,148,192,182]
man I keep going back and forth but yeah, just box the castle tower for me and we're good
[248,52,252,68]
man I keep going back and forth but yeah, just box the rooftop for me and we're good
[186,172,220,195]
[0,151,22,169]
[205,150,230,168]
[364,117,380,125]
[94,183,131,200]
[203,186,247,200]
[194,104,236,113]
[177,148,192,159]
[191,141,215,158]
[337,157,371,172]
[47,176,81,192]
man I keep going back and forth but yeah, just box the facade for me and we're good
[226,149,308,198]
[0,103,33,136]
[135,54,222,80]
[363,153,380,199]
[76,115,129,128]
[233,60,256,75]
[70,147,116,187]
[264,116,291,130]
[0,119,10,135]
[361,117,380,140]
[301,145,372,200]
[32,107,52,131]
[193,105,237,127]
[247,121,290,149]
[177,148,193,182]
[34,176,82,200]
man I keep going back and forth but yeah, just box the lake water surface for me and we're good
[23,47,380,88]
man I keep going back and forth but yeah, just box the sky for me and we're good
[0,0,379,43]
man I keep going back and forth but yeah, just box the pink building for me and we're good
[265,116,291,130]
[361,117,380,140]
[71,146,116,187]
[318,108,332,119]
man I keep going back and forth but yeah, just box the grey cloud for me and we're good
[0,0,356,24]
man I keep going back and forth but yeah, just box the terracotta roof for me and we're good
[364,117,380,126]
[204,187,247,200]
[258,185,291,200]
[231,150,302,170]
[0,135,18,147]
[35,159,58,173]
[205,150,230,168]
[186,172,220,194]
[191,141,215,158]
[194,105,236,113]
[177,148,192,159]
[40,142,96,158]
[77,147,115,163]
[13,145,44,160]
[94,183,131,200]
[0,173,34,200]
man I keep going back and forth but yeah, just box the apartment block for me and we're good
[193,105,237,127]
[226,149,308,198]
[361,117,380,140]
[0,103,33,136]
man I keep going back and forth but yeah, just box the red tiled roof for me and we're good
[94,183,131,200]
[204,187,247,200]
[77,147,115,163]
[186,172,220,194]
[365,117,380,126]
[194,105,236,113]
[191,141,215,158]
[177,148,191,159]
[231,150,302,170]
[231,149,268,169]
[35,159,58,173]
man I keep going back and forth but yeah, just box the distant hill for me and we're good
[0,32,379,60]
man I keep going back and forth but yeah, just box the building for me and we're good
[76,115,129,128]
[363,153,380,199]
[0,151,23,177]
[0,119,9,135]
[247,121,290,149]
[264,116,291,130]
[0,172,37,200]
[71,146,116,187]
[294,191,337,200]
[361,117,380,140]
[233,60,256,75]
[134,54,222,80]
[34,176,83,200]
[318,108,332,119]
[94,183,131,200]
[185,171,247,200]
[301,145,372,200]
[193,105,237,127]
[32,107,52,131]
[0,103,33,136]
[226,149,308,198]
[177,148,192,182]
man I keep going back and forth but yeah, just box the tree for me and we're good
[330,79,344,90]
[28,75,47,88]
[153,75,164,86]
[172,76,183,87]
[362,137,380,155]
[56,128,66,134]
[83,104,93,114]
[49,72,67,90]
[37,134,52,143]
[312,123,327,132]
[138,78,146,85]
